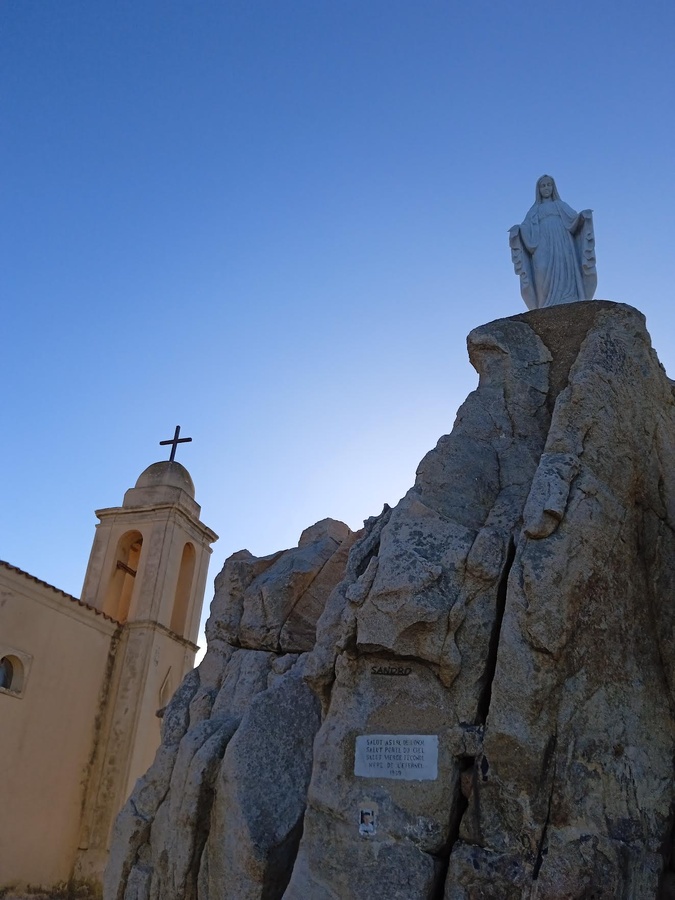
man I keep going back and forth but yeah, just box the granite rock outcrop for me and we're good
[106,301,675,900]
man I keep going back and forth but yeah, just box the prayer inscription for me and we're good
[354,734,438,781]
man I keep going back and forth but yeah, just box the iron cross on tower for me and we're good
[159,425,193,462]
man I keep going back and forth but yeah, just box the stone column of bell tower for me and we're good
[75,459,218,881]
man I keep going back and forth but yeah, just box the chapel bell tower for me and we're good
[76,428,218,879]
[81,456,216,644]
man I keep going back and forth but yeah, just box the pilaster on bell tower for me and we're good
[76,428,218,881]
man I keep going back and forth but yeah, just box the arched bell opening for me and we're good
[170,542,195,637]
[102,530,144,622]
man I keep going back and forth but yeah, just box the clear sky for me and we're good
[2,1,674,653]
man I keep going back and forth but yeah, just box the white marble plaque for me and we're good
[354,734,438,781]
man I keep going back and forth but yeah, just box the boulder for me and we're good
[107,301,675,900]
[104,521,353,900]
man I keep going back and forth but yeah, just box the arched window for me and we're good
[103,530,143,622]
[0,657,14,689]
[0,655,25,694]
[170,542,195,636]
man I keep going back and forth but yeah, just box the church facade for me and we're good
[0,458,217,891]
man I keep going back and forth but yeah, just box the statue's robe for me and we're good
[510,200,597,310]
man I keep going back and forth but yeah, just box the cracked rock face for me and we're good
[104,518,356,900]
[106,302,675,900]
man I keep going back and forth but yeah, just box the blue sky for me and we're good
[2,1,674,650]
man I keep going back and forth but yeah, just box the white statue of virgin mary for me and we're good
[509,175,597,310]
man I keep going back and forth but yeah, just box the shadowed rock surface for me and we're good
[106,302,675,900]
[104,518,356,900]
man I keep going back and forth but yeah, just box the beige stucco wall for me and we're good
[76,620,198,881]
[0,564,118,889]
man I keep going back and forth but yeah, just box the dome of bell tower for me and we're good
[134,461,195,498]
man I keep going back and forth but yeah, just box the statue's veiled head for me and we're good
[535,174,561,203]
